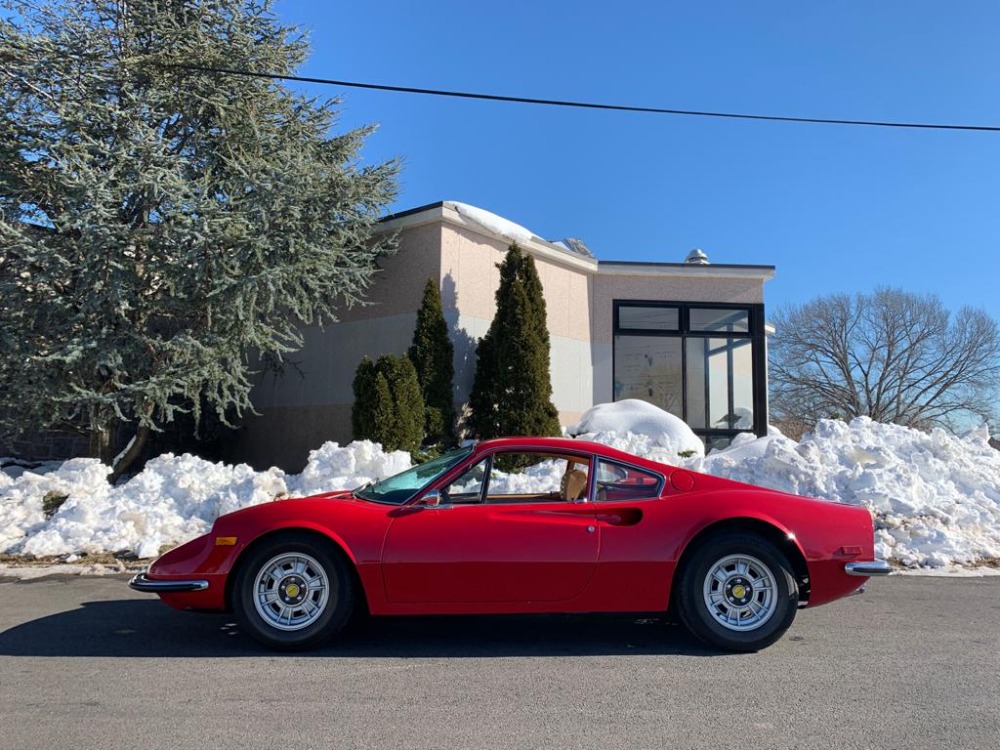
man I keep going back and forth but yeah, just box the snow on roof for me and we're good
[446,201,538,245]
[445,202,595,260]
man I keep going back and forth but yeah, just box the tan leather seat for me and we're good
[560,468,588,501]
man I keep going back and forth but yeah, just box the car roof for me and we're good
[472,436,671,475]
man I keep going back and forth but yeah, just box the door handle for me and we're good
[597,509,643,527]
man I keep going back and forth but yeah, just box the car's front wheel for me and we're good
[234,532,354,651]
[675,532,798,652]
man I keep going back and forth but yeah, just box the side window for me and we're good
[442,459,488,504]
[595,460,663,502]
[484,453,590,504]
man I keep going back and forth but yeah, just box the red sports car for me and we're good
[130,437,889,652]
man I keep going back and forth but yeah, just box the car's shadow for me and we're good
[0,598,727,658]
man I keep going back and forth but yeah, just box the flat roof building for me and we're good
[238,201,774,469]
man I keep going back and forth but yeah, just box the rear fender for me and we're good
[670,509,811,606]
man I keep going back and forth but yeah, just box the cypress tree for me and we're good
[353,354,425,453]
[370,372,396,449]
[468,245,561,439]
[351,357,377,441]
[391,356,425,454]
[408,278,456,445]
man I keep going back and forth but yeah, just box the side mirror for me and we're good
[416,490,450,509]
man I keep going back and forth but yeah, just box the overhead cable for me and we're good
[167,63,1000,133]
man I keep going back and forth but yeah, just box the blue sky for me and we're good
[275,0,1000,321]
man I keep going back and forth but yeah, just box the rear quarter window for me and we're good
[595,459,663,501]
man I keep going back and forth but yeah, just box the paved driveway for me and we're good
[0,575,997,750]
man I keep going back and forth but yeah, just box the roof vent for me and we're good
[684,248,710,265]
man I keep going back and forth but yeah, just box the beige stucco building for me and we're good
[238,201,774,470]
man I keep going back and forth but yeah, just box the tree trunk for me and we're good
[109,424,152,485]
[88,421,119,466]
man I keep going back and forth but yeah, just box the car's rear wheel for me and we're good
[234,532,354,651]
[675,532,798,652]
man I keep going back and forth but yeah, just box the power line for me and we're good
[168,63,1000,133]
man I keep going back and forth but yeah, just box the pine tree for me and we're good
[0,0,399,480]
[408,278,456,445]
[468,245,561,439]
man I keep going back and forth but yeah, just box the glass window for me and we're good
[442,459,487,504]
[690,308,749,333]
[685,338,708,429]
[618,305,679,331]
[485,454,590,503]
[705,435,734,453]
[595,460,663,501]
[685,338,754,430]
[612,300,761,442]
[353,447,473,505]
[731,341,754,429]
[613,336,683,417]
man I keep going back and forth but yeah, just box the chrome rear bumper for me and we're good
[128,573,210,593]
[844,560,892,577]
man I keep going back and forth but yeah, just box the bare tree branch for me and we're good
[770,288,1000,431]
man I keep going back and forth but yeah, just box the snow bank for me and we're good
[8,455,288,559]
[569,399,705,459]
[2,411,998,569]
[692,418,1000,568]
[1,441,411,559]
[290,441,412,497]
[1,458,113,556]
[569,403,999,567]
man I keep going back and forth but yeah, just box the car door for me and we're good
[585,457,673,610]
[381,452,599,604]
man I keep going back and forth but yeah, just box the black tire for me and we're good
[675,532,798,652]
[233,532,355,651]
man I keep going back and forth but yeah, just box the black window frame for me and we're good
[613,300,768,447]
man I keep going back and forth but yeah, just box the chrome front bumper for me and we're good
[128,573,210,593]
[844,560,893,577]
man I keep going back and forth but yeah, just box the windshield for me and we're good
[353,446,474,505]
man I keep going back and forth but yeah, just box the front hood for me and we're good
[210,488,364,528]
[280,489,355,502]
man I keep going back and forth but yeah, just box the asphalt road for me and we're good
[0,574,997,750]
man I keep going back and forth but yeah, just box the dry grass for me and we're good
[0,546,173,568]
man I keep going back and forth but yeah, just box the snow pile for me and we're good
[693,418,1000,568]
[9,454,288,559]
[290,441,411,497]
[569,399,705,459]
[2,407,998,570]
[1,441,411,559]
[1,458,113,555]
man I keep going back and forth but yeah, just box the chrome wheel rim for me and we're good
[703,553,777,632]
[253,553,330,632]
